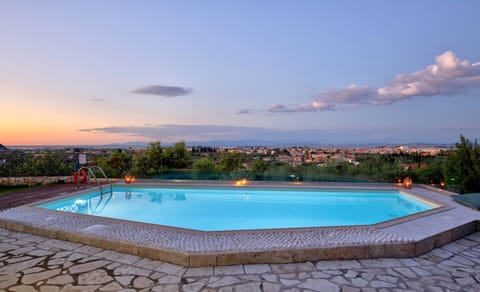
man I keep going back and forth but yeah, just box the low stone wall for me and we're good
[0,176,72,186]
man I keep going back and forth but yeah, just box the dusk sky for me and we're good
[1,0,479,146]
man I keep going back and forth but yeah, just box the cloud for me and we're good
[267,104,290,112]
[132,85,193,97]
[236,109,252,114]
[267,51,480,113]
[89,98,106,102]
[375,51,480,104]
[79,124,281,143]
[78,124,480,144]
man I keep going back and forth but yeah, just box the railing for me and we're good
[76,166,113,195]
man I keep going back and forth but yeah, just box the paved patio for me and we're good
[0,227,479,291]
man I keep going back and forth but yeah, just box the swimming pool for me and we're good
[35,185,436,231]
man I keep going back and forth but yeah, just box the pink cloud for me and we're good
[266,51,480,113]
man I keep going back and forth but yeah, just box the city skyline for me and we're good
[1,1,480,146]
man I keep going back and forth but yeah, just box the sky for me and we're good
[1,0,479,146]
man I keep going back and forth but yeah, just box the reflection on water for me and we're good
[55,190,188,215]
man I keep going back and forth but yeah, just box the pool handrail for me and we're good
[76,166,113,195]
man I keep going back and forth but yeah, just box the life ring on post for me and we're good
[72,169,88,183]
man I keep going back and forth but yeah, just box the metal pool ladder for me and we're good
[76,166,113,195]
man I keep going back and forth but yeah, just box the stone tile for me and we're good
[359,258,405,268]
[393,267,417,278]
[47,258,65,266]
[351,277,368,287]
[450,255,476,266]
[76,245,104,255]
[280,278,301,286]
[151,284,179,292]
[270,262,316,273]
[42,239,82,251]
[93,250,123,261]
[23,267,45,274]
[244,264,271,274]
[279,272,296,278]
[344,270,358,278]
[0,243,20,252]
[342,287,361,292]
[99,281,123,291]
[262,282,281,292]
[441,242,468,254]
[316,260,362,270]
[184,267,214,277]
[333,275,351,285]
[77,269,114,285]
[465,232,480,242]
[50,251,72,259]
[311,271,331,278]
[262,274,279,282]
[377,275,399,283]
[105,262,122,270]
[60,284,101,291]
[45,274,74,286]
[113,265,152,277]
[455,276,477,286]
[398,258,420,267]
[182,278,208,292]
[9,285,38,292]
[240,274,262,281]
[214,265,244,275]
[370,280,397,288]
[0,256,45,274]
[132,257,163,270]
[133,276,154,289]
[298,279,340,292]
[298,271,310,279]
[28,249,55,257]
[40,286,60,292]
[9,246,36,255]
[157,275,182,284]
[68,260,111,274]
[66,252,88,262]
[207,276,243,288]
[155,262,186,276]
[0,276,19,289]
[235,282,262,292]
[411,266,432,276]
[115,275,134,286]
[115,253,141,265]
[6,256,32,264]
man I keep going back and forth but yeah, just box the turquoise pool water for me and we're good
[35,186,435,231]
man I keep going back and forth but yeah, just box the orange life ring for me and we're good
[73,169,87,183]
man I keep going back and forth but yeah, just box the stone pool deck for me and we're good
[0,182,479,267]
[1,227,480,291]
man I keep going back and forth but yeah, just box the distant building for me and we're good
[0,144,9,151]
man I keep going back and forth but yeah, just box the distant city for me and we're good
[2,141,454,150]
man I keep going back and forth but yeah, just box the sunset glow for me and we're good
[1,1,479,146]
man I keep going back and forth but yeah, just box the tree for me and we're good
[443,135,480,194]
[193,157,216,172]
[165,141,190,168]
[97,149,133,177]
[133,141,163,176]
[220,152,242,171]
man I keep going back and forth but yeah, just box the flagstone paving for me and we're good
[0,228,479,291]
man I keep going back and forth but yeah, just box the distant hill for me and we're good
[0,144,9,151]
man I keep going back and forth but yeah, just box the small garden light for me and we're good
[403,177,413,189]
